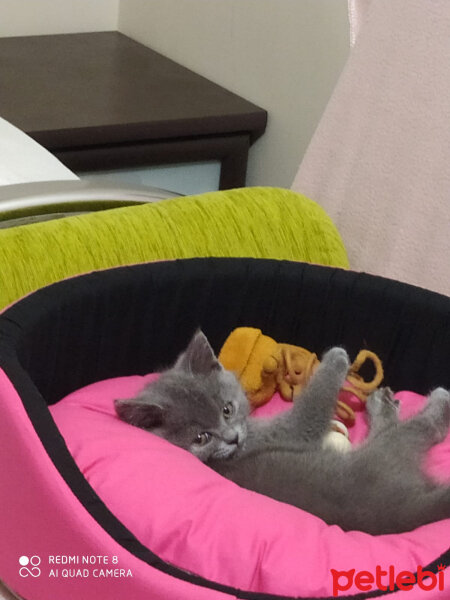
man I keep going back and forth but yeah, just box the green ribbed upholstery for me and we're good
[0,187,348,309]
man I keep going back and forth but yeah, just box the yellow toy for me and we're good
[218,327,384,450]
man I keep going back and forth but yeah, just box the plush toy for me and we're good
[218,327,384,452]
[325,420,352,452]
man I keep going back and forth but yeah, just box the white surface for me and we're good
[81,163,221,196]
[0,0,119,37]
[293,0,450,297]
[118,0,350,189]
[0,118,78,186]
[0,580,20,600]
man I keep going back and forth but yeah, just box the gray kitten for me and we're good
[115,330,450,535]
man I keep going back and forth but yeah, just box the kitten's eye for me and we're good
[223,402,234,419]
[193,432,212,446]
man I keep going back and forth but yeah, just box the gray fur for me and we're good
[115,330,450,535]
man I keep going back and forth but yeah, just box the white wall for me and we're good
[0,1,350,191]
[0,0,119,37]
[118,0,350,188]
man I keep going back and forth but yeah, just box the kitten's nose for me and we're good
[226,432,239,445]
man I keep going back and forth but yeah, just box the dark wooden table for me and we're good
[0,32,267,189]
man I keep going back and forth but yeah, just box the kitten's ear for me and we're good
[175,330,222,375]
[114,398,164,429]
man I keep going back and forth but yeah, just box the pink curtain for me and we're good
[292,0,450,297]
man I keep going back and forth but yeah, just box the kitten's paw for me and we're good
[426,387,450,425]
[321,347,350,373]
[367,387,399,420]
[428,387,450,402]
[412,388,450,444]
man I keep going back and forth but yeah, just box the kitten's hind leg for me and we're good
[413,485,450,528]
[397,387,450,450]
[366,388,450,475]
[366,387,400,438]
[292,347,350,442]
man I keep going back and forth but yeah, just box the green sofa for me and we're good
[0,186,348,309]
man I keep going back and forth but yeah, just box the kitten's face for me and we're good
[115,331,249,462]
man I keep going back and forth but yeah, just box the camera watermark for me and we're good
[331,564,446,596]
[18,554,133,580]
[18,556,41,578]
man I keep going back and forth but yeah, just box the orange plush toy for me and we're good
[218,328,281,409]
[218,327,384,450]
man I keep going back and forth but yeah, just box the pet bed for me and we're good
[0,257,449,600]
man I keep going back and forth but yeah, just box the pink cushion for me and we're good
[50,377,450,598]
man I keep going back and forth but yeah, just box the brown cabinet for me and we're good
[0,32,267,189]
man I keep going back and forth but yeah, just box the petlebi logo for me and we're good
[331,564,447,596]
[19,556,41,578]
